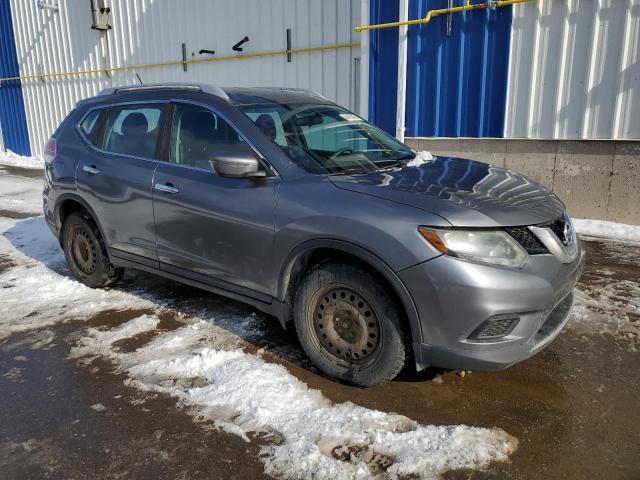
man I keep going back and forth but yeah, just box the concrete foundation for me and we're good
[406,138,640,226]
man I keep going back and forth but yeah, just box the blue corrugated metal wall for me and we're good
[368,0,399,135]
[369,0,512,138]
[0,0,31,155]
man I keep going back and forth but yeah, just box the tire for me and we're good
[61,211,123,288]
[294,262,410,387]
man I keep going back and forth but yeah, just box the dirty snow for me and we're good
[0,216,157,339]
[574,218,640,243]
[72,315,518,479]
[0,150,44,170]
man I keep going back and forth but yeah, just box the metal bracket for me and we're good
[232,36,250,52]
[286,29,292,62]
[182,43,188,72]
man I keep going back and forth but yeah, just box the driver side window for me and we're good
[169,103,254,171]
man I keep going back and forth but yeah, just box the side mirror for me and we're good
[210,151,266,179]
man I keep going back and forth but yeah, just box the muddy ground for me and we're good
[0,166,638,479]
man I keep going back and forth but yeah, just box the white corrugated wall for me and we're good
[9,0,361,155]
[505,0,640,140]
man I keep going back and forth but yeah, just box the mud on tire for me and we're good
[61,211,123,288]
[294,262,410,387]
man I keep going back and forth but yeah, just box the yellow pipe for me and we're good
[354,0,530,32]
[0,42,359,83]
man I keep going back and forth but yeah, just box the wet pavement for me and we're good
[0,167,639,479]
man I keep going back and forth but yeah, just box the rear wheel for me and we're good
[62,211,123,288]
[294,262,409,386]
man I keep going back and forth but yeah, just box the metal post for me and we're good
[395,0,409,142]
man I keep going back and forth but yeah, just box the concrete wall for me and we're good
[405,138,640,226]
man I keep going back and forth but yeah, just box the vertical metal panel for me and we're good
[368,0,399,134]
[8,0,361,155]
[405,0,512,138]
[0,0,30,155]
[505,0,640,140]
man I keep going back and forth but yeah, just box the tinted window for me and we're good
[102,105,163,158]
[169,103,254,171]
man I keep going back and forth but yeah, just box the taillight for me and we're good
[43,137,56,163]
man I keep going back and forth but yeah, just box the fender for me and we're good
[277,238,423,344]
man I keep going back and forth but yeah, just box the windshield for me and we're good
[241,103,416,175]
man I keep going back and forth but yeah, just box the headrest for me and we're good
[121,112,149,136]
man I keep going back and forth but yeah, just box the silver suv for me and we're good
[43,84,585,386]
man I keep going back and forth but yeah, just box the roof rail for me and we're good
[261,87,328,101]
[97,83,229,101]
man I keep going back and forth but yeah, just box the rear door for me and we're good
[76,102,166,267]
[152,101,278,298]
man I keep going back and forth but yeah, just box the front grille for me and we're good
[505,227,548,254]
[539,217,566,244]
[469,315,519,341]
[506,214,570,255]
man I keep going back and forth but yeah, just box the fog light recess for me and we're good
[469,315,519,341]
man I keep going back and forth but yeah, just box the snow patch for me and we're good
[0,217,156,339]
[73,315,518,479]
[574,219,640,243]
[0,150,44,170]
[406,150,434,167]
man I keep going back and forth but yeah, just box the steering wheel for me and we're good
[329,147,354,160]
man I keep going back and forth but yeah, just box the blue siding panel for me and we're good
[369,0,512,138]
[406,0,512,138]
[368,0,399,135]
[0,0,31,155]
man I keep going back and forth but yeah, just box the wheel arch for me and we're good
[54,194,105,244]
[277,239,423,345]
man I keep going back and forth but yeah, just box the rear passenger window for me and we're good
[102,105,163,159]
[169,103,254,170]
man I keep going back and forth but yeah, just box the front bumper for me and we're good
[400,246,586,371]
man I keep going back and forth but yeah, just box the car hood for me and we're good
[328,156,566,227]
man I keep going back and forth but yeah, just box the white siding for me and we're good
[9,0,361,155]
[505,0,640,140]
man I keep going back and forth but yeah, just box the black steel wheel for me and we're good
[294,262,410,386]
[310,285,382,366]
[62,211,123,288]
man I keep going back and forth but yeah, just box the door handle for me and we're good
[154,182,180,194]
[82,165,100,175]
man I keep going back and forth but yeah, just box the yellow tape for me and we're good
[0,42,360,83]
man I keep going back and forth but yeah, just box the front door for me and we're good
[152,102,278,298]
[76,102,166,267]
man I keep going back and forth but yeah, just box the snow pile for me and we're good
[574,218,640,243]
[70,315,518,479]
[406,150,434,167]
[0,150,44,170]
[0,217,156,339]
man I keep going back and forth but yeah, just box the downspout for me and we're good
[395,0,409,142]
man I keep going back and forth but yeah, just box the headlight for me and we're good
[418,227,529,268]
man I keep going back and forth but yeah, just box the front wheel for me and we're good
[294,263,410,386]
[62,211,123,288]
